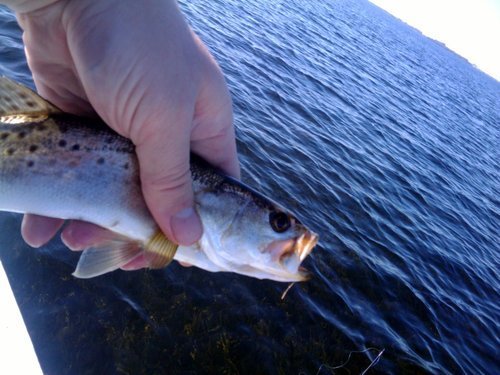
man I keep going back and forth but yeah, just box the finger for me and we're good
[19,9,96,117]
[190,57,240,179]
[191,125,240,179]
[21,214,64,248]
[61,220,112,251]
[135,112,202,247]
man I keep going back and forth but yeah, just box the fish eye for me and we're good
[269,211,291,233]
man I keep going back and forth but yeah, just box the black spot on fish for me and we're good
[27,160,34,168]
[26,100,36,107]
[6,148,15,155]
[29,145,38,153]
[58,139,67,147]
[106,137,114,144]
[123,163,129,170]
[19,93,28,99]
[97,157,105,165]
[3,96,12,103]
[18,131,26,139]
[0,133,9,140]
[10,105,19,111]
[71,144,80,151]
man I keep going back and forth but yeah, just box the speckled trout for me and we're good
[0,77,318,282]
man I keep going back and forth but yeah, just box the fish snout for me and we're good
[264,231,318,264]
[296,231,319,261]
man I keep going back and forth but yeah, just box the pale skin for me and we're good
[6,0,240,269]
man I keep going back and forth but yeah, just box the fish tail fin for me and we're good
[72,239,143,279]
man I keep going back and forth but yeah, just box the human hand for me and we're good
[10,0,239,269]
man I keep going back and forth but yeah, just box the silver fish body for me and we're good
[0,113,154,240]
[0,77,318,281]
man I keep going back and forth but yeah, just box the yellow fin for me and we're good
[0,77,61,124]
[145,231,178,269]
[73,238,143,279]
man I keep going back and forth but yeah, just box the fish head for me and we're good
[186,180,318,282]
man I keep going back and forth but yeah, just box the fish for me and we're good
[0,77,318,282]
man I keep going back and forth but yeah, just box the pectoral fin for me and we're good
[73,239,143,279]
[72,231,178,278]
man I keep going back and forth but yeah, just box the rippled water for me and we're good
[1,0,498,374]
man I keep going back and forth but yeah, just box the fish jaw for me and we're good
[266,231,318,262]
[257,230,319,281]
[296,231,319,262]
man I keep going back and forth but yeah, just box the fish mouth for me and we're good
[263,230,319,281]
[295,231,319,262]
[293,231,318,281]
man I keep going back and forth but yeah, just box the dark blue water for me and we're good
[1,0,499,374]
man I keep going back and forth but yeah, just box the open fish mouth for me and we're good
[293,231,319,281]
[263,231,319,281]
[296,231,319,261]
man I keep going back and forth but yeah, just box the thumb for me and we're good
[135,120,202,246]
